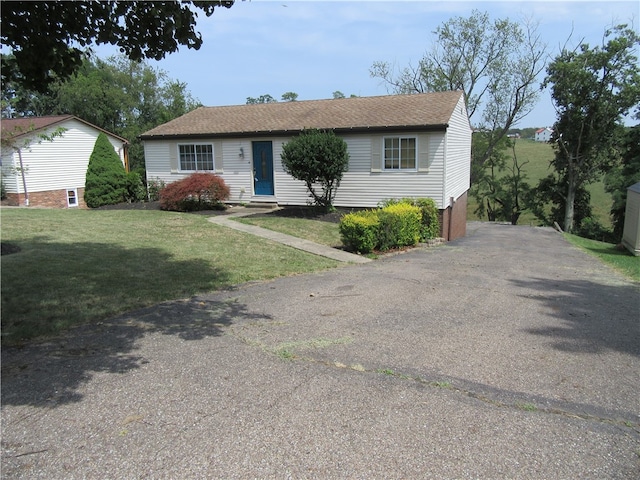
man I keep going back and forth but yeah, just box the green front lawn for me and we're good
[1,208,340,344]
[235,216,343,247]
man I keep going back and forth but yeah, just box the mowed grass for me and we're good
[564,234,640,282]
[235,216,343,247]
[467,139,613,228]
[1,208,340,344]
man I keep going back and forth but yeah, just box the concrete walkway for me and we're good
[207,207,371,264]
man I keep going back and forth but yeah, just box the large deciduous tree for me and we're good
[535,25,640,233]
[1,1,234,92]
[370,10,546,170]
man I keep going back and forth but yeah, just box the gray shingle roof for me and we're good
[140,91,464,139]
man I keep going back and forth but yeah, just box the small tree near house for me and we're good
[280,129,349,211]
[84,132,127,208]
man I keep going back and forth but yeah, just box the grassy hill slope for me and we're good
[467,139,613,228]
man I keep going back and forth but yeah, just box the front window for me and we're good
[179,144,214,171]
[384,137,416,170]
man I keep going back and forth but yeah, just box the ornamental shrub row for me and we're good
[381,197,440,241]
[339,198,441,254]
[339,210,380,253]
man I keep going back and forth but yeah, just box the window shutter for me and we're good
[170,142,179,172]
[214,141,223,173]
[418,134,430,172]
[371,136,382,172]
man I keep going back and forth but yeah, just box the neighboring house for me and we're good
[535,127,553,142]
[1,115,128,208]
[622,182,640,256]
[141,91,472,240]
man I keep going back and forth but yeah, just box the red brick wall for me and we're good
[4,188,87,209]
[438,191,468,241]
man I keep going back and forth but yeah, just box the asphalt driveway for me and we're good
[2,222,639,479]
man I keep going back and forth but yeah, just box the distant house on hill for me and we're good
[1,115,128,208]
[141,91,472,241]
[535,127,553,142]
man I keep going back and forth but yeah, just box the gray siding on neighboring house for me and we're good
[622,182,640,256]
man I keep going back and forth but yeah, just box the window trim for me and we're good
[66,188,78,208]
[382,136,418,172]
[177,142,215,172]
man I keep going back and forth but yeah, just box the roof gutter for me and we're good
[139,124,449,141]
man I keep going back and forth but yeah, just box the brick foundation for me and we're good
[438,191,467,241]
[4,188,87,209]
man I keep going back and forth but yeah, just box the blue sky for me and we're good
[99,1,638,128]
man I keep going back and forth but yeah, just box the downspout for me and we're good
[16,148,28,206]
[122,144,130,172]
[448,196,455,241]
[442,131,448,240]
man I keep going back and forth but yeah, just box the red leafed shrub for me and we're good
[159,173,230,212]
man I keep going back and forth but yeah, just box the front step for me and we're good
[245,201,279,209]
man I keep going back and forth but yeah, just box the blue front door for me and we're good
[252,141,274,196]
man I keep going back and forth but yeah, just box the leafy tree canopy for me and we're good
[537,24,640,233]
[246,94,279,104]
[2,55,200,172]
[1,1,234,92]
[281,92,298,102]
[371,9,546,168]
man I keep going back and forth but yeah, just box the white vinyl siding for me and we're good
[144,132,451,209]
[443,94,472,203]
[143,97,470,211]
[1,119,125,195]
[333,134,446,208]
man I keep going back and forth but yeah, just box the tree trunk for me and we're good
[564,169,576,233]
[486,199,496,222]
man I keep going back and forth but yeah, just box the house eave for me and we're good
[139,124,449,141]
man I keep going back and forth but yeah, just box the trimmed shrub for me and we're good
[84,133,127,208]
[124,171,146,203]
[381,197,440,241]
[339,210,379,253]
[281,129,349,210]
[159,173,230,212]
[147,177,166,202]
[377,203,421,250]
